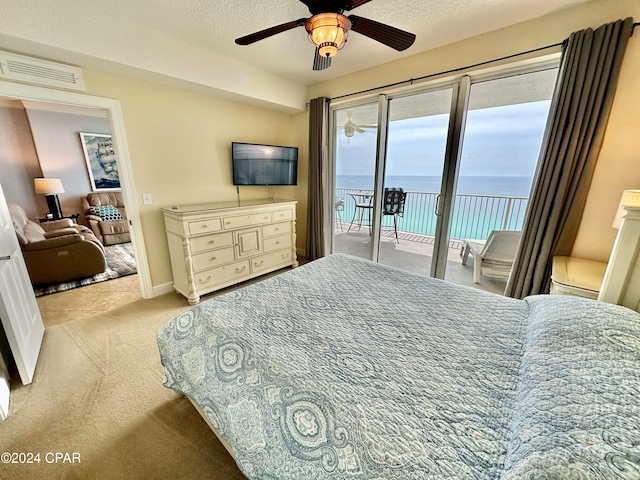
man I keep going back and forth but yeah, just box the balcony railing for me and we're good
[335,188,528,241]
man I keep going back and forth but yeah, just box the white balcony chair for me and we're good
[460,230,521,283]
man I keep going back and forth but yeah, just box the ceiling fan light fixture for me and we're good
[306,13,351,57]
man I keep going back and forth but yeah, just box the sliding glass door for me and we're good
[377,89,453,275]
[332,87,454,276]
[332,102,379,260]
[443,70,558,291]
[330,61,559,291]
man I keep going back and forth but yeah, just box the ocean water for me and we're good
[336,175,533,198]
[335,175,532,240]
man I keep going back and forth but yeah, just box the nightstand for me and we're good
[550,255,607,299]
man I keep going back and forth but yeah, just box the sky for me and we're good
[336,100,552,178]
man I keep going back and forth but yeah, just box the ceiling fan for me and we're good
[338,112,376,140]
[235,0,416,71]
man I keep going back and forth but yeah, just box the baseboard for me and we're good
[152,282,176,297]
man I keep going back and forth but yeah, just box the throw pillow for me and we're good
[88,204,125,221]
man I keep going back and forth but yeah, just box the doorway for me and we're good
[331,60,560,291]
[0,81,151,300]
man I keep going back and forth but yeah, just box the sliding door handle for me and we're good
[0,255,10,261]
[435,194,443,216]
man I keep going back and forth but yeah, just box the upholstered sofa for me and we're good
[81,192,130,245]
[9,203,107,284]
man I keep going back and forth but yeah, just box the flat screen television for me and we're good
[232,142,298,186]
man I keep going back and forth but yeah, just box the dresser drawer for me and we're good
[192,246,235,271]
[272,209,293,222]
[223,212,272,229]
[188,218,222,236]
[190,231,234,253]
[252,250,292,274]
[194,260,250,289]
[263,234,292,253]
[262,221,291,238]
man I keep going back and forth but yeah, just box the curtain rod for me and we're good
[330,42,563,101]
[331,21,639,102]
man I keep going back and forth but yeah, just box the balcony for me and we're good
[333,189,527,295]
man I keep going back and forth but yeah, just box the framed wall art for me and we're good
[80,132,120,191]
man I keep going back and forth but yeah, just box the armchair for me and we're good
[8,203,106,284]
[81,192,130,245]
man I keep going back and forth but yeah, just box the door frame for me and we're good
[0,81,152,299]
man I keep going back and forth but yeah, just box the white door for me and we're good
[0,183,44,393]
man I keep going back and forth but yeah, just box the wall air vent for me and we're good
[0,51,85,91]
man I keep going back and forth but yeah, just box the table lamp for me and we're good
[599,188,640,310]
[612,189,640,228]
[34,178,65,220]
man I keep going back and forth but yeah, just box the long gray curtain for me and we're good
[505,17,634,299]
[306,97,330,260]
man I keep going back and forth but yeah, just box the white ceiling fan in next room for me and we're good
[338,112,376,141]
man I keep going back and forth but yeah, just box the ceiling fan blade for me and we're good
[355,127,366,133]
[345,0,373,10]
[235,18,307,45]
[313,48,332,71]
[348,15,416,51]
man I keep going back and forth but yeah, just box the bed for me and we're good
[157,253,640,479]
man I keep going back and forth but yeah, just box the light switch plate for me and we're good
[142,193,152,205]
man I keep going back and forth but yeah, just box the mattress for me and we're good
[157,253,640,479]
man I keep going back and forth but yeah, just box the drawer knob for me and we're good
[236,265,247,273]
[199,275,212,284]
[226,221,231,225]
[211,256,217,261]
[255,260,264,267]
[281,253,288,259]
[275,241,280,245]
[202,225,208,228]
[209,240,216,244]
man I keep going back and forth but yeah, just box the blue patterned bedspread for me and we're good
[157,254,640,479]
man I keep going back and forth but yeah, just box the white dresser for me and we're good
[162,199,298,305]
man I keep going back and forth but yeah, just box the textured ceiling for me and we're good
[113,0,595,85]
[0,0,589,109]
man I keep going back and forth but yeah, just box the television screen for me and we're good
[232,142,298,186]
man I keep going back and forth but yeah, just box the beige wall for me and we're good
[26,108,111,222]
[79,69,305,287]
[0,103,45,218]
[307,0,640,264]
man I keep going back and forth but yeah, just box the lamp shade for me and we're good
[34,178,65,195]
[305,13,351,58]
[613,189,640,229]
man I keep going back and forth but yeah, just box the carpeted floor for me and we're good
[33,242,137,297]
[2,293,246,479]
